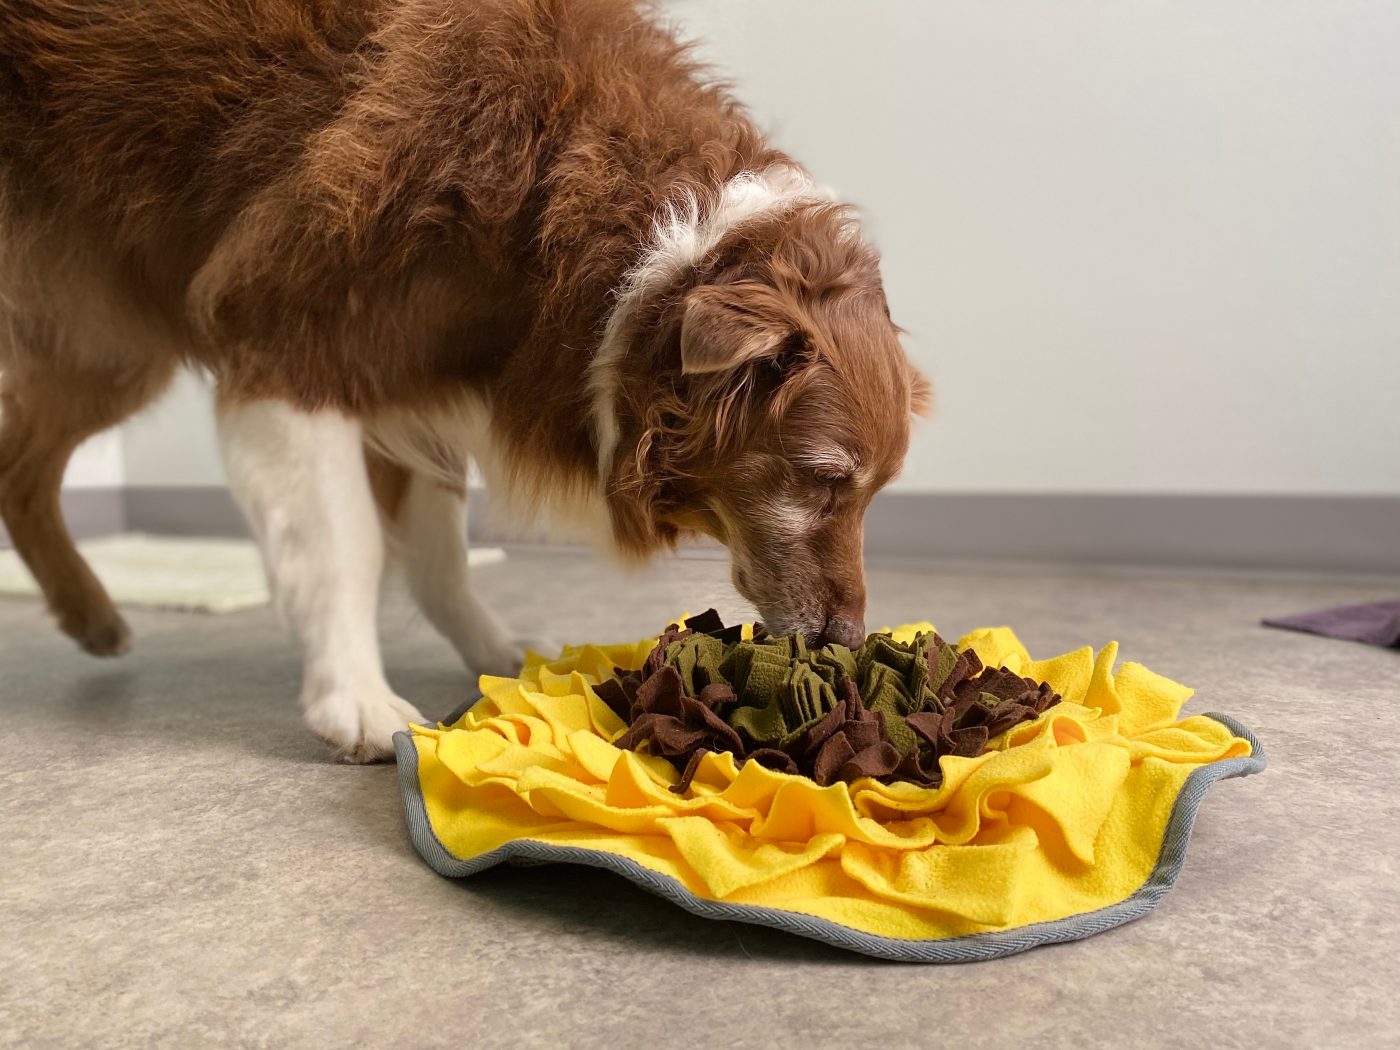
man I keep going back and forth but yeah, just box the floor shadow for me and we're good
[57,668,141,724]
[32,646,480,765]
[332,755,884,967]
[449,862,881,965]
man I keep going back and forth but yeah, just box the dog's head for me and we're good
[610,204,929,647]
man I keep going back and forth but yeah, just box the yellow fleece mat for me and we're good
[395,623,1264,961]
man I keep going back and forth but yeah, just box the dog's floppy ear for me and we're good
[680,282,798,375]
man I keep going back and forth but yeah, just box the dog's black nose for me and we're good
[818,615,865,650]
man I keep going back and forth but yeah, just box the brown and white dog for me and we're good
[0,0,928,760]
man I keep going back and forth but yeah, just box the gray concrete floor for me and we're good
[2,549,1399,1049]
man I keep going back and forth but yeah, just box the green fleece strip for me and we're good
[599,611,1063,791]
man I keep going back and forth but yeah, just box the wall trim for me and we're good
[123,486,246,538]
[13,487,1399,576]
[0,488,126,550]
[861,492,1400,576]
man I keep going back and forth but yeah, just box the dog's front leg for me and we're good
[217,399,422,762]
[387,472,553,677]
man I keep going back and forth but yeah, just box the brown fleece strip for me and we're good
[603,611,1061,792]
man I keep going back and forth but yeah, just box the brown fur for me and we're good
[0,0,925,653]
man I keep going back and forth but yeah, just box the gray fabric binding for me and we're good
[395,700,1265,962]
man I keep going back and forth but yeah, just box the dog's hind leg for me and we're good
[0,357,174,655]
[217,398,423,762]
[371,457,548,678]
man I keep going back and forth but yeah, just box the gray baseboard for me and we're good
[862,492,1400,576]
[0,488,127,549]
[9,486,1399,576]
[124,485,523,544]
[123,486,247,538]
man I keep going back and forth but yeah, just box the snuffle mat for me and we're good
[394,613,1264,962]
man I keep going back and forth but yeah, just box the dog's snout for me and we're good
[818,614,865,650]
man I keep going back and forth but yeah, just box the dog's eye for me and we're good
[815,472,848,515]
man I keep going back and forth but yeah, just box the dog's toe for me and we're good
[469,644,525,678]
[60,607,132,657]
[516,635,560,662]
[468,635,559,677]
[305,688,424,764]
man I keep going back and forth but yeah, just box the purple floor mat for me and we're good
[1262,600,1400,648]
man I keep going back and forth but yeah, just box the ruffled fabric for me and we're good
[598,612,1060,791]
[406,623,1256,942]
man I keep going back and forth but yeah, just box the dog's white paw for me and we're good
[303,686,425,764]
[515,635,560,663]
[466,635,558,678]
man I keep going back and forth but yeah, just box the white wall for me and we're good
[63,431,125,489]
[117,1,1400,496]
[121,369,223,488]
[669,0,1400,495]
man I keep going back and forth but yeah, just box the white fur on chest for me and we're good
[366,396,611,547]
